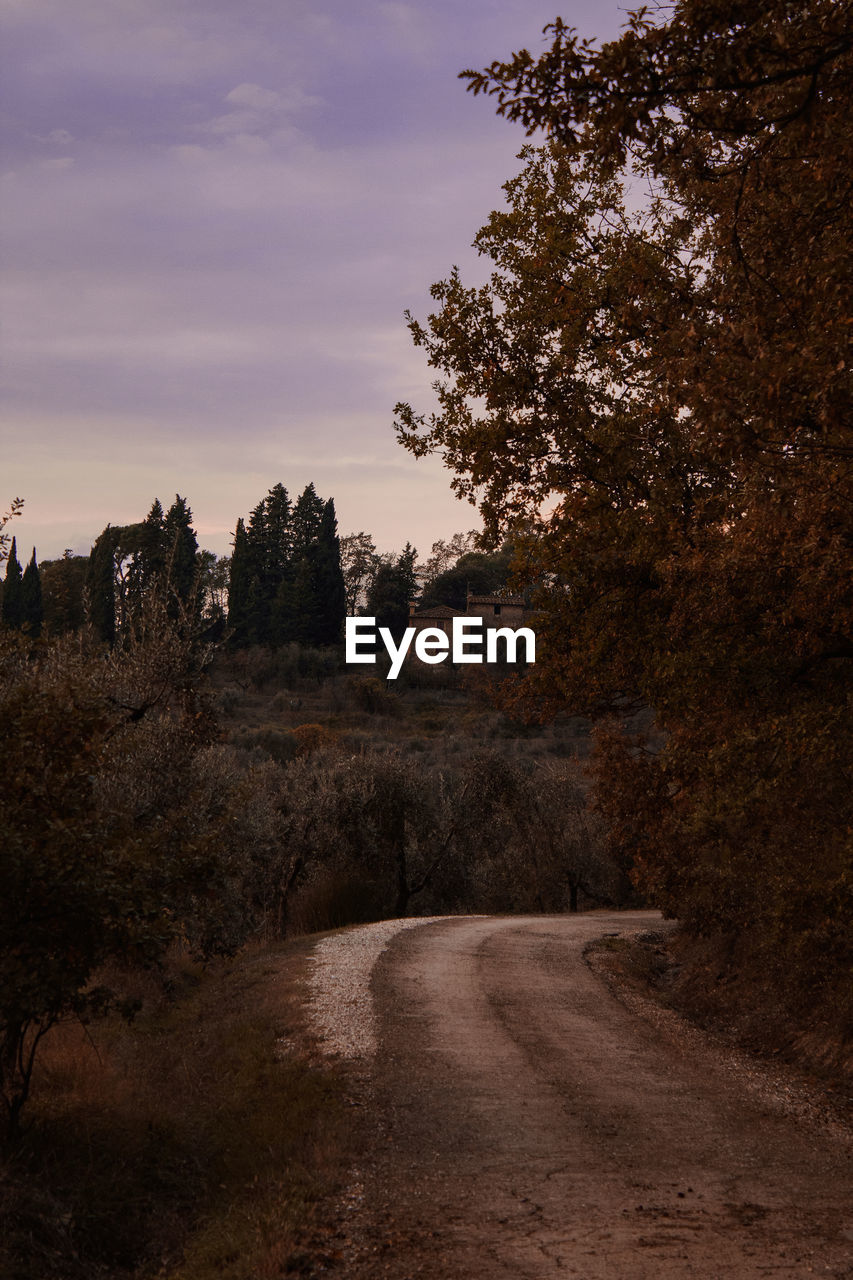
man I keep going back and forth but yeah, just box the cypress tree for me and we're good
[263,484,292,582]
[163,495,199,619]
[397,543,419,607]
[286,552,321,645]
[123,500,165,620]
[313,499,346,644]
[273,483,326,644]
[86,527,118,644]
[139,499,167,586]
[245,496,272,644]
[270,572,297,644]
[20,548,43,638]
[290,483,325,558]
[227,517,253,646]
[253,484,293,644]
[231,481,342,647]
[1,538,23,629]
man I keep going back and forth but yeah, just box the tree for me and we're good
[1,539,23,630]
[280,551,321,645]
[248,484,292,644]
[86,526,119,644]
[0,587,305,1140]
[365,544,419,640]
[40,552,88,636]
[340,531,381,614]
[289,483,325,560]
[263,483,293,574]
[227,518,253,646]
[229,482,345,647]
[281,749,459,918]
[196,550,230,635]
[420,530,480,584]
[312,499,346,644]
[86,498,202,643]
[20,549,43,638]
[421,547,514,611]
[129,499,166,610]
[162,495,199,621]
[454,753,624,914]
[395,2,852,1005]
[0,499,23,567]
[0,599,220,1140]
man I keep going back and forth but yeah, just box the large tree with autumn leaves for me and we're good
[395,1,852,1010]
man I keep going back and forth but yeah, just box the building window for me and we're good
[493,603,501,615]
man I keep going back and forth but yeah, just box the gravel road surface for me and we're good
[308,912,853,1278]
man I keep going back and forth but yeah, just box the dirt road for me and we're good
[318,913,852,1279]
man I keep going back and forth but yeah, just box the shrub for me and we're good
[346,675,399,715]
[291,723,338,756]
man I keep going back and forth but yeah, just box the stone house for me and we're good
[406,602,463,638]
[464,592,526,626]
[408,591,528,636]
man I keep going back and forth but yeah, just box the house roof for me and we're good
[411,604,463,619]
[467,594,525,607]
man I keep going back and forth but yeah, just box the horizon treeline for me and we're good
[0,487,517,647]
[0,483,352,648]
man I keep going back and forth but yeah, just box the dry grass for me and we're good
[0,942,354,1280]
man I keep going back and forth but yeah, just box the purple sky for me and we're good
[2,0,627,562]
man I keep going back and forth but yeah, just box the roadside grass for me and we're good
[0,942,353,1280]
[588,930,853,1098]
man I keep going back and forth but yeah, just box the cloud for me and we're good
[207,80,321,141]
[225,83,282,111]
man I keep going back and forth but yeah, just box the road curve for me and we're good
[325,913,852,1279]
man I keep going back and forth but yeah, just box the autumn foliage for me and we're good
[395,1,852,1009]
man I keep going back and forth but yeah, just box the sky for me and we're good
[1,0,628,563]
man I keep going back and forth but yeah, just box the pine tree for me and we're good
[20,548,43,638]
[1,538,23,629]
